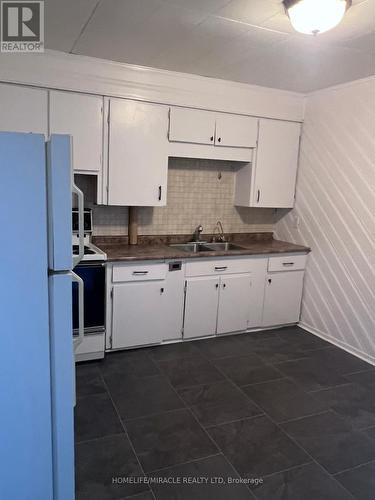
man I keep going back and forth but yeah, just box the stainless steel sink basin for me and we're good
[169,243,215,253]
[169,242,247,253]
[204,242,247,251]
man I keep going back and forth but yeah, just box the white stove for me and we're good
[72,208,106,262]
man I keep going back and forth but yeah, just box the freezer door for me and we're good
[46,134,75,271]
[49,273,75,500]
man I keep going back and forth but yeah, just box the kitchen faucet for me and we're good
[213,221,226,242]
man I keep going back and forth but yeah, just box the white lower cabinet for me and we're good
[112,281,165,349]
[107,254,307,350]
[262,271,304,327]
[217,274,252,334]
[184,276,220,339]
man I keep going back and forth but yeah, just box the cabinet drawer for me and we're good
[186,257,266,277]
[268,254,307,272]
[112,262,167,282]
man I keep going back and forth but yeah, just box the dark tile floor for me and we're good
[75,326,375,499]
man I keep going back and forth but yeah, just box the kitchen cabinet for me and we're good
[183,276,220,339]
[0,84,47,135]
[169,106,258,148]
[216,274,252,334]
[262,270,304,327]
[49,91,103,173]
[235,119,301,208]
[108,99,169,206]
[111,281,165,349]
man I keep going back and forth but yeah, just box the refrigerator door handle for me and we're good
[72,182,84,267]
[71,271,84,349]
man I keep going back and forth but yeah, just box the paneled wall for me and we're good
[80,158,275,235]
[276,78,375,364]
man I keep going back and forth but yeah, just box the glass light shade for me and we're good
[285,0,349,35]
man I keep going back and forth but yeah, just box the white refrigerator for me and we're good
[0,132,85,500]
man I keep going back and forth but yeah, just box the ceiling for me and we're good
[45,0,375,93]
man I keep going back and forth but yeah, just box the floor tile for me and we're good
[336,461,375,500]
[108,375,184,420]
[243,379,329,423]
[214,354,284,387]
[346,369,375,389]
[177,380,263,427]
[148,341,202,362]
[125,409,218,472]
[309,347,373,375]
[156,357,224,389]
[100,349,160,380]
[315,383,375,430]
[150,454,254,499]
[76,434,148,500]
[249,336,307,364]
[207,415,309,477]
[275,357,346,392]
[363,426,375,441]
[76,362,107,397]
[75,393,123,442]
[252,463,353,500]
[195,334,257,359]
[275,327,331,352]
[282,411,375,474]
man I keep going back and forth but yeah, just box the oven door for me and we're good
[72,262,105,335]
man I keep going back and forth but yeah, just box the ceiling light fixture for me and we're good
[283,0,352,35]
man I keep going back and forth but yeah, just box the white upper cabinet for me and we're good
[215,114,258,148]
[254,120,301,208]
[0,84,47,135]
[108,99,169,206]
[235,119,301,208]
[49,91,103,173]
[169,107,216,146]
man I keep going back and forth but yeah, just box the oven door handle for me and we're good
[72,182,85,267]
[71,271,84,350]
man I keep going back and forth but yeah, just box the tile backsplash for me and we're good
[78,158,276,236]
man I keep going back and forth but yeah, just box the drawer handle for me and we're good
[133,271,149,275]
[282,262,295,266]
[158,185,162,201]
[215,266,228,271]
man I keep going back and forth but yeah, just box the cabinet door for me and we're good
[169,107,216,146]
[254,120,301,208]
[262,271,304,327]
[183,277,219,339]
[108,99,168,206]
[215,114,258,148]
[0,84,47,135]
[49,91,103,172]
[112,282,165,349]
[217,274,252,334]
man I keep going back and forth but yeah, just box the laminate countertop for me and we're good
[93,233,310,263]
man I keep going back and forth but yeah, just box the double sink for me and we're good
[170,241,247,253]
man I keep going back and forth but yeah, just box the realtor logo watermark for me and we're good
[1,1,44,52]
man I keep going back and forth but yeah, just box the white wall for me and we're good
[276,77,375,364]
[0,50,304,122]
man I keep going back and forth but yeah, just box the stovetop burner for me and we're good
[73,245,96,255]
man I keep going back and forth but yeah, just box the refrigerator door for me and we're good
[49,272,75,500]
[0,132,54,499]
[46,134,85,271]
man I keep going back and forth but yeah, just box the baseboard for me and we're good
[299,322,375,367]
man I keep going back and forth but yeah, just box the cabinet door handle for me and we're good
[268,278,272,284]
[257,189,261,203]
[158,185,162,201]
[215,283,219,288]
[282,262,295,267]
[222,283,226,288]
[215,266,228,271]
[218,137,222,143]
[160,287,164,293]
[133,271,149,275]
[210,136,214,142]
